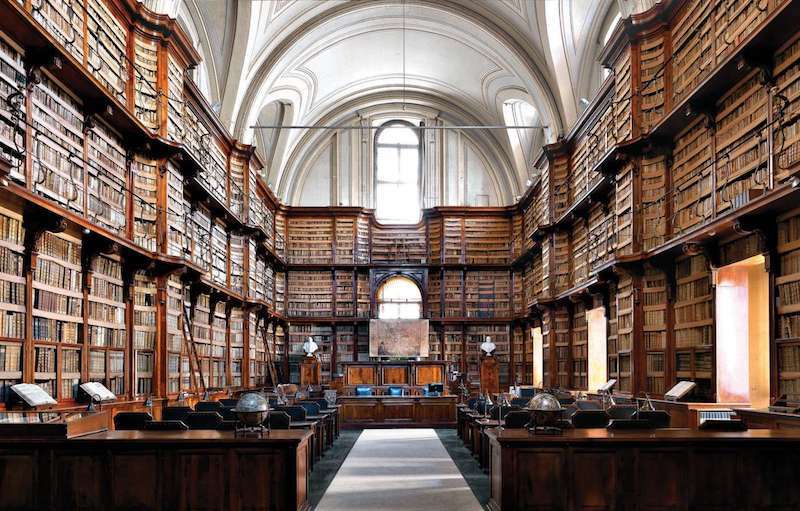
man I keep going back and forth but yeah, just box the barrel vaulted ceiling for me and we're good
[141,0,661,204]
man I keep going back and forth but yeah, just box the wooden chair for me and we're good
[184,411,223,430]
[607,405,638,420]
[268,411,291,429]
[297,402,320,417]
[114,412,153,430]
[276,406,307,421]
[144,420,188,431]
[195,401,223,412]
[504,411,530,429]
[161,406,192,422]
[571,410,610,428]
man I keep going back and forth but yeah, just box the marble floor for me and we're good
[314,428,484,511]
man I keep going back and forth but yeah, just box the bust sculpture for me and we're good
[480,336,496,356]
[302,336,319,357]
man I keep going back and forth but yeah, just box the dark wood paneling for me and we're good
[111,452,160,510]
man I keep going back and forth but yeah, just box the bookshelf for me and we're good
[230,234,245,295]
[229,308,243,387]
[613,45,632,141]
[86,0,127,104]
[335,270,354,317]
[166,53,185,144]
[713,0,770,65]
[641,154,667,251]
[606,284,618,389]
[554,305,570,388]
[465,271,510,318]
[211,220,227,286]
[639,32,666,133]
[86,120,126,237]
[672,111,713,236]
[133,34,159,131]
[616,274,634,393]
[714,70,768,216]
[671,0,713,109]
[510,214,523,261]
[615,161,634,255]
[674,253,714,400]
[31,0,85,63]
[335,217,355,264]
[643,268,668,395]
[356,323,369,361]
[229,154,245,219]
[0,34,25,182]
[288,271,332,317]
[275,271,285,315]
[372,224,426,264]
[444,270,463,318]
[464,217,509,264]
[541,310,551,386]
[0,207,23,401]
[571,303,587,391]
[288,217,333,264]
[512,270,524,316]
[587,203,613,271]
[133,272,156,396]
[428,327,442,361]
[443,217,463,264]
[192,292,212,389]
[428,216,442,263]
[335,324,354,373]
[443,325,463,375]
[774,33,800,182]
[552,231,570,294]
[31,72,85,215]
[428,270,442,318]
[570,218,588,287]
[131,154,158,252]
[355,216,370,263]
[776,209,800,400]
[211,302,227,388]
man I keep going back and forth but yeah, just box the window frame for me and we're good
[376,275,423,319]
[373,119,422,224]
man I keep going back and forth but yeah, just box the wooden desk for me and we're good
[338,395,457,427]
[0,429,312,511]
[735,408,800,429]
[486,428,800,511]
[642,398,748,427]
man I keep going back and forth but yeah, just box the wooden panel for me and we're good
[383,400,415,422]
[111,453,159,510]
[514,450,566,510]
[174,452,227,510]
[53,452,107,510]
[0,453,37,510]
[382,366,409,385]
[415,365,443,385]
[689,450,740,508]
[572,451,616,509]
[636,449,686,508]
[233,450,287,511]
[346,366,376,385]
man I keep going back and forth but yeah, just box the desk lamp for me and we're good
[497,394,511,431]
[483,393,494,417]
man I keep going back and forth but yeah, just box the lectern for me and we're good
[300,356,321,386]
[480,355,499,395]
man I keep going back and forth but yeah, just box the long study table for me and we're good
[486,427,800,511]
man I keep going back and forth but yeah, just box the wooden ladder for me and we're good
[181,303,207,394]
[261,320,279,388]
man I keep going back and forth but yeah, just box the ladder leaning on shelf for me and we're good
[261,319,279,388]
[180,304,206,394]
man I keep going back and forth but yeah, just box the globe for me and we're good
[233,392,270,427]
[526,392,562,411]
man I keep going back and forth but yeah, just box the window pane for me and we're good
[379,277,421,301]
[379,303,400,319]
[376,147,399,182]
[377,125,418,146]
[399,148,419,183]
[398,303,421,319]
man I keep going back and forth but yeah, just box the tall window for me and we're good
[375,122,420,223]
[377,276,422,319]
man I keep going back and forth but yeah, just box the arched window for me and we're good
[375,121,421,223]
[376,276,422,319]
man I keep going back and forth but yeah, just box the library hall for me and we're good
[2,0,800,509]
